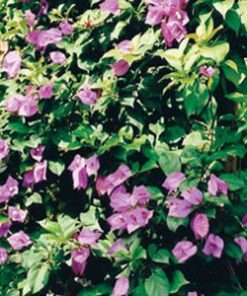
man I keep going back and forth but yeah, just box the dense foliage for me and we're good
[0,0,247,295]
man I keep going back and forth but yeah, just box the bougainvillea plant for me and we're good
[0,0,247,295]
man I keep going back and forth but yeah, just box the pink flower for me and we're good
[0,176,19,203]
[190,213,209,240]
[71,247,90,276]
[0,139,9,160]
[0,221,12,237]
[107,239,123,254]
[199,66,215,78]
[242,214,247,227]
[132,185,151,206]
[208,174,228,196]
[99,0,120,15]
[117,40,132,53]
[145,5,166,25]
[2,51,21,79]
[85,154,100,176]
[38,83,53,99]
[23,161,47,188]
[30,144,45,162]
[5,94,25,113]
[111,60,129,76]
[25,10,36,27]
[7,231,31,251]
[107,213,126,231]
[188,293,198,296]
[77,85,99,106]
[38,0,49,15]
[169,9,189,26]
[172,240,197,263]
[110,185,133,212]
[6,93,39,117]
[50,51,66,64]
[203,234,224,258]
[113,277,129,296]
[68,155,88,190]
[125,207,153,234]
[181,188,203,205]
[77,229,101,246]
[0,248,8,264]
[162,172,185,192]
[59,21,73,35]
[234,237,247,261]
[161,20,187,47]
[8,206,27,223]
[167,197,192,218]
[26,28,62,50]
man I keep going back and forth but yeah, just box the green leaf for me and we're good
[25,193,42,207]
[225,242,243,260]
[220,174,245,191]
[145,268,170,296]
[148,244,170,264]
[213,0,234,19]
[170,270,189,294]
[200,42,229,63]
[48,160,65,176]
[158,151,181,175]
[167,216,189,232]
[77,283,112,296]
[27,263,50,294]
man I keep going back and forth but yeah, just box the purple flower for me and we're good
[71,247,90,276]
[77,84,99,106]
[110,185,133,213]
[85,154,100,176]
[208,174,228,196]
[234,237,247,261]
[199,66,215,78]
[190,213,209,240]
[59,21,73,35]
[0,248,8,264]
[125,207,153,234]
[5,94,25,113]
[242,214,247,227]
[203,233,224,258]
[0,176,19,203]
[107,213,126,232]
[145,5,166,25]
[117,40,132,53]
[38,83,53,99]
[167,197,192,218]
[108,239,123,254]
[169,9,189,26]
[23,161,47,188]
[8,206,27,223]
[181,188,203,205]
[7,231,32,251]
[111,60,129,76]
[30,144,45,162]
[113,277,129,296]
[5,93,38,117]
[26,28,62,50]
[77,229,101,246]
[99,0,120,15]
[161,20,187,47]
[50,51,66,64]
[2,51,21,79]
[68,155,88,190]
[0,221,12,237]
[0,139,9,160]
[172,240,197,263]
[38,0,49,15]
[188,293,198,296]
[162,172,185,192]
[25,10,36,27]
[132,185,151,206]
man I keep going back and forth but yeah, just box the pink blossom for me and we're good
[50,51,66,64]
[5,94,25,113]
[77,229,101,246]
[99,0,120,15]
[71,247,90,276]
[108,239,123,254]
[38,83,53,99]
[199,66,215,78]
[107,213,126,231]
[161,20,187,47]
[68,155,88,190]
[188,293,198,296]
[0,248,8,264]
[0,176,19,203]
[0,139,9,160]
[59,21,73,35]
[234,237,247,261]
[110,185,133,213]
[132,185,151,206]
[77,84,99,106]
[7,231,32,251]
[190,213,209,240]
[23,161,47,188]
[26,28,62,50]
[181,188,203,205]
[125,207,153,234]
[169,9,189,26]
[203,234,224,258]
[18,97,39,117]
[117,40,132,53]
[0,221,12,237]
[85,154,100,176]
[113,277,129,296]
[8,206,27,223]
[162,172,185,192]
[172,240,197,263]
[145,5,166,25]
[111,60,129,76]
[25,10,36,27]
[30,144,45,162]
[2,51,21,79]
[242,214,247,227]
[208,174,228,196]
[167,197,192,218]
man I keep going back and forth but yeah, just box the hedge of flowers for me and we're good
[0,0,247,295]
